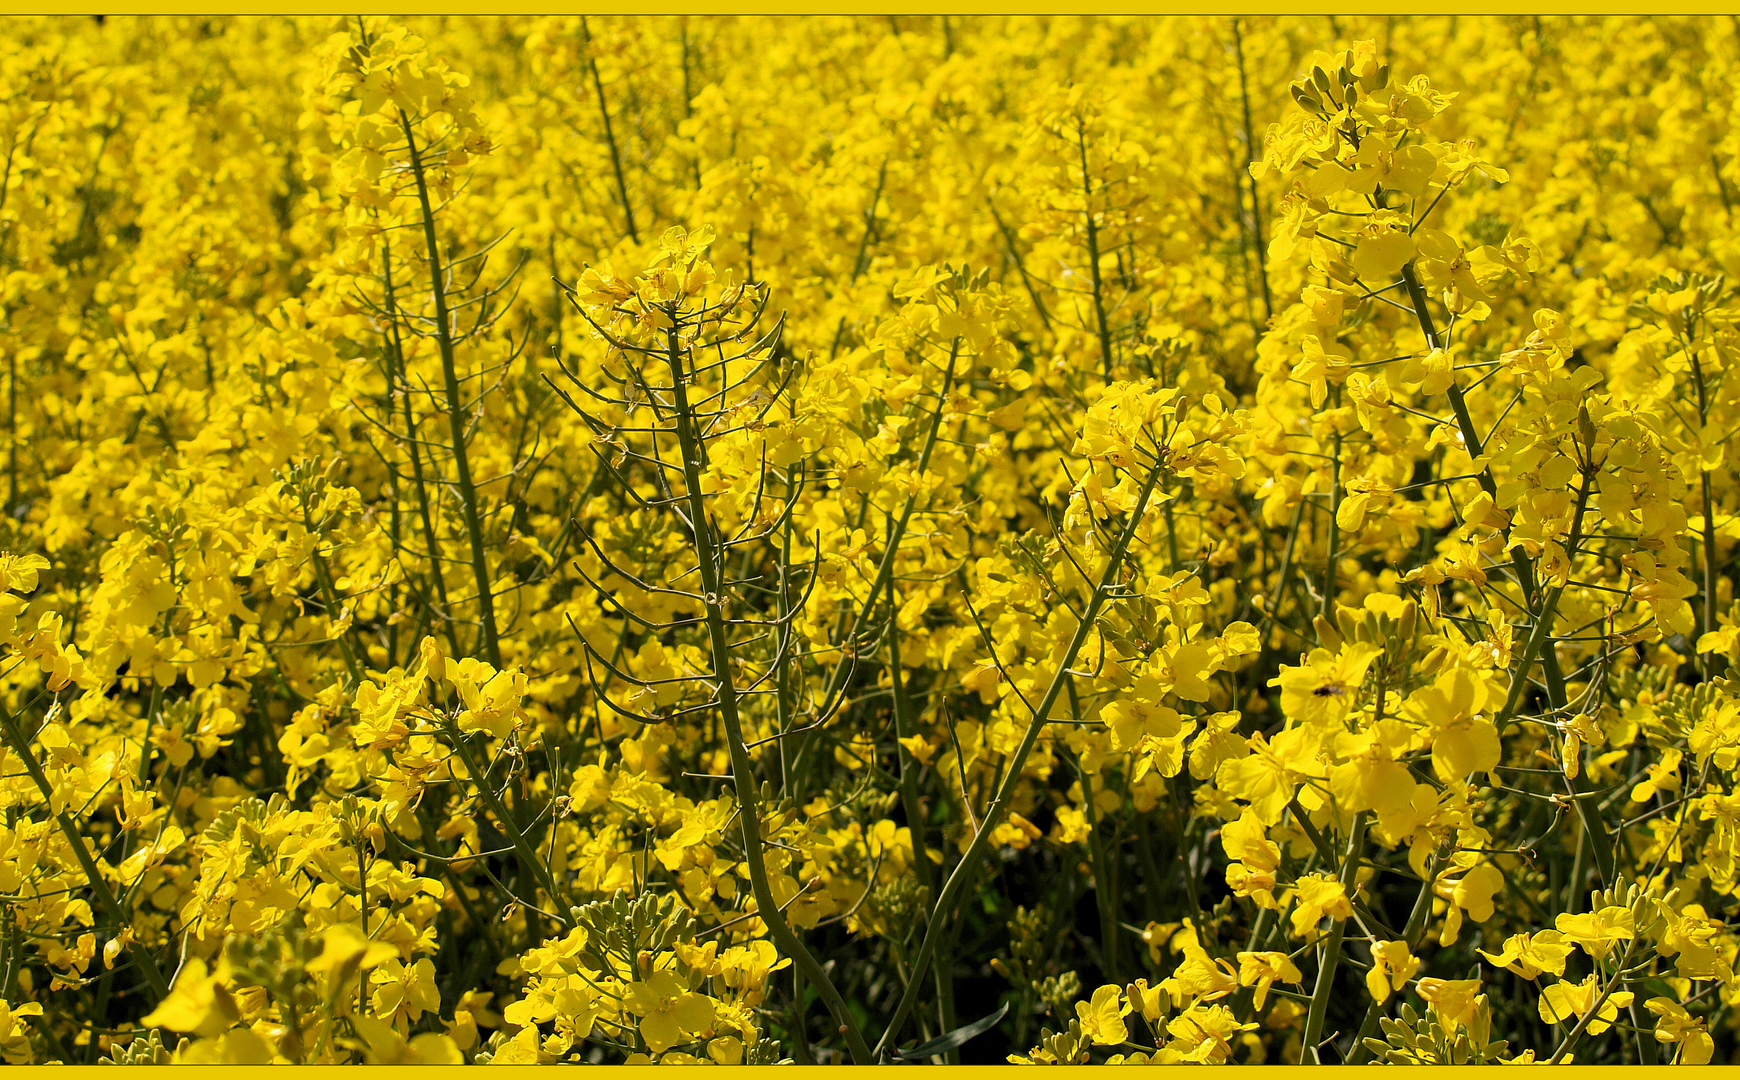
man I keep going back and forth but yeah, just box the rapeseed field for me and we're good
[0,15,1735,1065]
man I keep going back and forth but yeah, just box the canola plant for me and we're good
[0,14,1735,1065]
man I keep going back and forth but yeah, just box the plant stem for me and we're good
[1628,997,1660,1065]
[1301,811,1367,1064]
[1230,17,1273,323]
[381,237,461,656]
[1076,124,1115,379]
[6,348,15,515]
[791,345,957,800]
[1323,390,1343,622]
[1346,846,1443,1064]
[887,577,933,903]
[1689,345,1721,677]
[887,570,954,1055]
[873,464,1162,1060]
[661,322,871,1064]
[580,16,638,244]
[1067,677,1119,983]
[400,111,502,668]
[1547,933,1640,1063]
[442,721,568,927]
[0,700,169,1001]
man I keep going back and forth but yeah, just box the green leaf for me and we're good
[893,1001,1011,1061]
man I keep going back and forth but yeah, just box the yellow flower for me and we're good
[1405,667,1502,782]
[1075,984,1131,1046]
[370,957,441,1029]
[1554,906,1635,962]
[1477,930,1573,980]
[1630,747,1683,803]
[1293,335,1351,409]
[344,1016,464,1065]
[0,1000,44,1065]
[1364,940,1419,1004]
[1288,874,1353,937]
[1272,643,1382,727]
[1236,951,1302,1010]
[1416,978,1484,1034]
[1164,1004,1255,1064]
[1171,925,1239,1001]
[1449,863,1503,923]
[1538,974,1633,1035]
[1643,997,1714,1065]
[1349,212,1417,282]
[1221,810,1282,908]
[140,958,242,1039]
[623,971,715,1055]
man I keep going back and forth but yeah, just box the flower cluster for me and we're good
[0,14,1734,1066]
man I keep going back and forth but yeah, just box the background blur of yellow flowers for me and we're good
[0,14,1736,1065]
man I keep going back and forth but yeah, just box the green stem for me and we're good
[1628,997,1660,1065]
[1323,391,1343,622]
[1396,258,1504,500]
[873,464,1163,1060]
[0,701,168,1001]
[136,677,164,785]
[1067,678,1118,983]
[791,345,957,800]
[1689,345,1721,677]
[1547,933,1640,1064]
[381,238,461,657]
[442,721,567,927]
[887,577,934,903]
[1301,811,1367,1064]
[1700,472,1720,677]
[776,468,801,791]
[580,16,638,244]
[1230,17,1273,323]
[1496,472,1592,725]
[661,322,871,1064]
[1076,125,1115,379]
[887,571,952,1054]
[0,903,17,1001]
[409,803,503,961]
[6,348,15,515]
[1347,847,1443,1064]
[1564,822,1588,914]
[399,111,502,669]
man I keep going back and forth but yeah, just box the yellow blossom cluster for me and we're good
[0,14,1735,1066]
